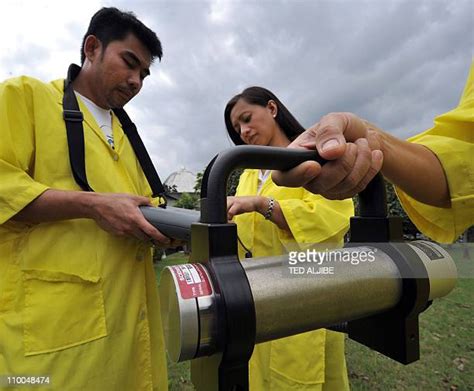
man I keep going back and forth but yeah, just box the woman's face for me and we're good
[230,98,289,147]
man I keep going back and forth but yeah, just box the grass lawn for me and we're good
[155,248,473,390]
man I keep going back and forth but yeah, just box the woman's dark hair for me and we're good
[224,86,305,145]
[81,7,163,64]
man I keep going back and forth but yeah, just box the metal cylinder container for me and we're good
[159,241,457,362]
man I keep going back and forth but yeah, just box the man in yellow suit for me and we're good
[273,61,474,243]
[0,7,171,389]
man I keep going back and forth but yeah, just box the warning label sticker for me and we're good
[171,264,212,299]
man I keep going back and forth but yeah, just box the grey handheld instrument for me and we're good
[140,206,200,242]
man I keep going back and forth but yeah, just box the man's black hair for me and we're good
[80,7,163,64]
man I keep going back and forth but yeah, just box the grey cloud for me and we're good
[100,0,472,178]
[0,44,51,80]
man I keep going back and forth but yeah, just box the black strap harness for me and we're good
[62,64,166,202]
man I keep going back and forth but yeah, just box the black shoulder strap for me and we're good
[62,64,166,200]
[63,64,92,192]
[112,108,167,199]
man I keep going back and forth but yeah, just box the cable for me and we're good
[237,235,253,258]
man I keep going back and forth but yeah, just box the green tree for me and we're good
[352,179,420,239]
[386,182,421,239]
[193,168,243,197]
[226,168,243,196]
[174,193,199,210]
[194,171,203,194]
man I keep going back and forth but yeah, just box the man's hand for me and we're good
[12,189,173,245]
[272,112,384,199]
[87,193,171,244]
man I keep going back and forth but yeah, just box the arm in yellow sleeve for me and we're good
[0,78,50,224]
[395,62,474,243]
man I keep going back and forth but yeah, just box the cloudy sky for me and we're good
[1,0,472,180]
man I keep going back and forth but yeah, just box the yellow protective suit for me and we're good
[0,76,167,389]
[234,170,354,390]
[396,61,474,243]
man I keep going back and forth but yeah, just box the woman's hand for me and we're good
[227,195,291,233]
[227,196,266,221]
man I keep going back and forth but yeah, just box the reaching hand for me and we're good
[272,112,384,199]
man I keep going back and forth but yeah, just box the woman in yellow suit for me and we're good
[224,87,354,390]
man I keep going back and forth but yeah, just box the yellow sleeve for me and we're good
[278,190,354,246]
[396,61,474,243]
[0,77,50,224]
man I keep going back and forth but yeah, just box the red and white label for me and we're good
[171,264,212,299]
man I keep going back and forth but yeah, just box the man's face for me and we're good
[91,33,152,109]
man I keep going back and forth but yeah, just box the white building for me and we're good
[163,167,197,204]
